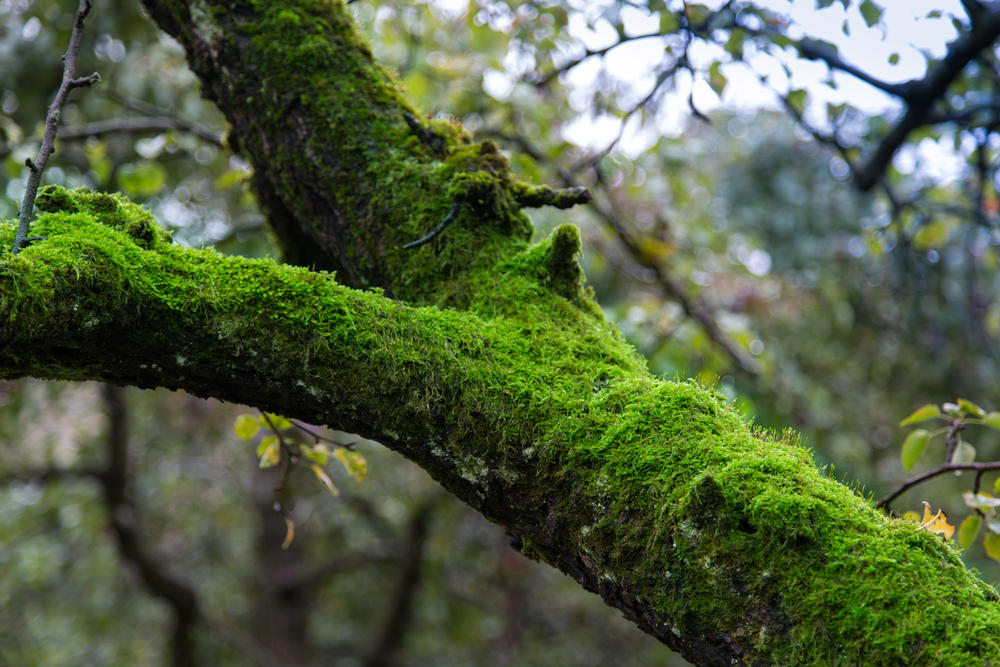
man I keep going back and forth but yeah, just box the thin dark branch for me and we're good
[792,38,911,98]
[12,0,99,254]
[60,116,225,147]
[876,460,1000,510]
[961,0,987,23]
[531,30,663,87]
[0,465,104,485]
[926,100,1000,124]
[100,384,201,667]
[362,499,437,667]
[855,6,1000,190]
[588,185,762,376]
[402,202,461,249]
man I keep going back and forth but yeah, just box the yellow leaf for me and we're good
[301,443,330,466]
[334,448,367,481]
[636,237,677,265]
[311,464,339,497]
[900,404,941,426]
[281,516,295,550]
[902,511,921,523]
[233,414,260,441]
[257,436,281,469]
[263,413,292,430]
[919,501,954,540]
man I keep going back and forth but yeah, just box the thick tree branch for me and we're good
[2,184,1000,663]
[5,2,1000,663]
[855,6,1000,190]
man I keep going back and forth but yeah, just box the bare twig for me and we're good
[876,460,1000,511]
[402,202,461,249]
[530,30,663,87]
[60,115,224,147]
[12,0,99,254]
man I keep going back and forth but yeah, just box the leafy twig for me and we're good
[12,0,99,254]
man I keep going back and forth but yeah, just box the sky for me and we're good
[512,0,971,178]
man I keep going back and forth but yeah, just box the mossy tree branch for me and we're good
[3,187,1000,664]
[3,0,1000,664]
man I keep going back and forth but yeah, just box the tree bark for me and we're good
[2,1,1000,664]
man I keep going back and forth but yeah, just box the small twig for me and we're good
[943,420,966,463]
[60,115,224,147]
[288,420,357,450]
[876,460,1000,511]
[12,0,99,255]
[530,30,663,87]
[402,202,461,249]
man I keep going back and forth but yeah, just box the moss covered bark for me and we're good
[2,0,1000,664]
[4,187,1000,664]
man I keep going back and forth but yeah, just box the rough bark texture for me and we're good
[3,1,1000,664]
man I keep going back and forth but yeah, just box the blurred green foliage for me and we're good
[3,0,1000,664]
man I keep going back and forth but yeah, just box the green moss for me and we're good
[4,186,1000,663]
[26,0,1000,660]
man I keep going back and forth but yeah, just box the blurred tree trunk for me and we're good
[3,2,1000,665]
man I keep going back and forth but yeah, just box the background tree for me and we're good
[2,1,1000,665]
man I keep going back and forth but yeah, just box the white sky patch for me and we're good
[548,0,970,153]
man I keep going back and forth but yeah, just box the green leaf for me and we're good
[118,161,168,198]
[900,404,942,426]
[786,88,807,112]
[926,10,942,18]
[708,62,727,97]
[985,532,1000,562]
[959,514,981,549]
[215,168,248,190]
[859,0,883,28]
[334,448,368,482]
[953,440,976,465]
[913,219,954,249]
[311,464,339,497]
[263,413,292,430]
[888,52,899,66]
[660,11,678,33]
[234,414,260,441]
[257,436,281,468]
[984,412,1000,430]
[901,429,930,470]
[724,32,746,59]
[957,398,986,418]
[301,443,330,466]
